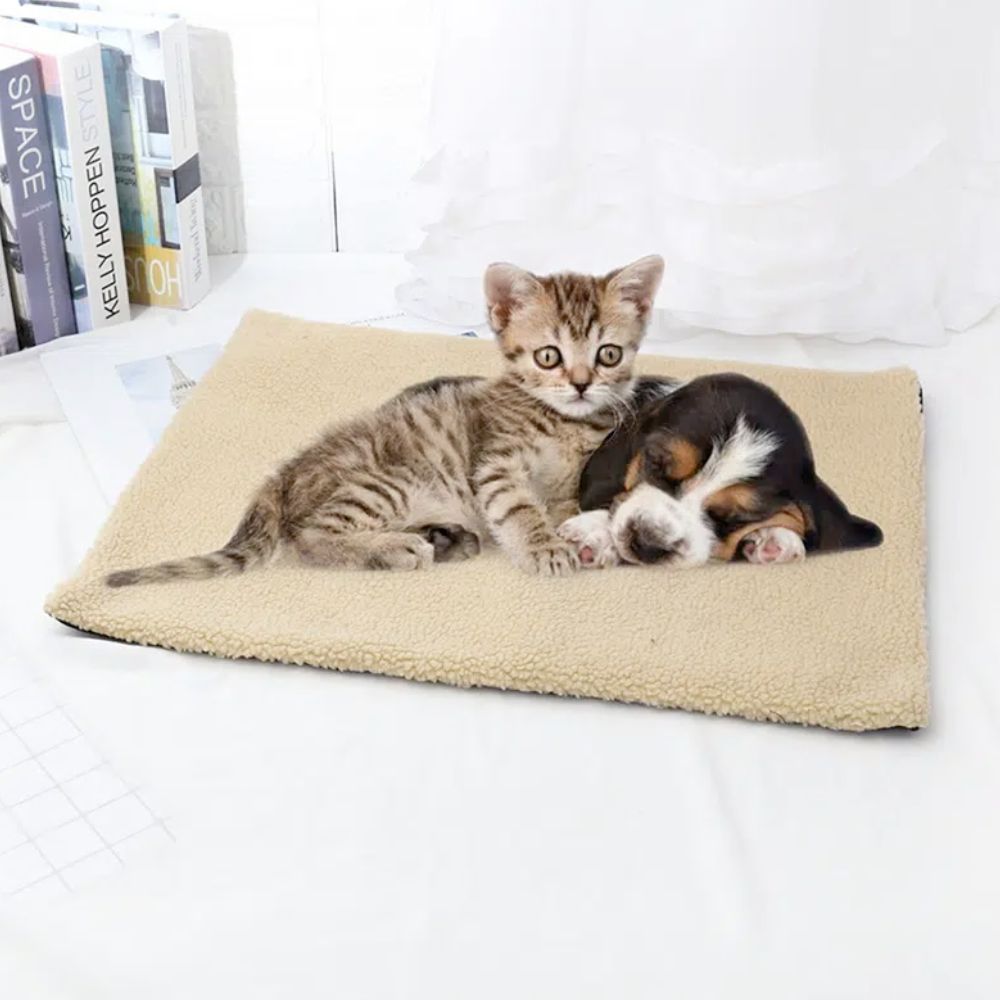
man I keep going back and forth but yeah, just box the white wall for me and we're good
[78,0,438,254]
[320,0,437,253]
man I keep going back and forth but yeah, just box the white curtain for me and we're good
[397,0,1000,345]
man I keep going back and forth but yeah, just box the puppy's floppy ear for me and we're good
[807,478,884,552]
[579,421,643,511]
[606,255,665,319]
[484,263,542,333]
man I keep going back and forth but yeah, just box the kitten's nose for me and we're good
[568,365,591,396]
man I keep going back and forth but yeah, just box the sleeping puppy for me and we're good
[558,373,883,569]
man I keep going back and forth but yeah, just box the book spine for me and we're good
[161,20,208,310]
[0,58,76,347]
[0,242,17,355]
[58,45,130,329]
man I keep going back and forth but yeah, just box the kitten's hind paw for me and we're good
[367,535,435,571]
[417,523,482,562]
[518,540,581,577]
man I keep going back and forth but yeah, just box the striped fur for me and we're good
[107,476,283,586]
[105,256,664,585]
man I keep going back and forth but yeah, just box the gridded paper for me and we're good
[0,650,172,901]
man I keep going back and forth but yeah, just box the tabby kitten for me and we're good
[106,255,664,586]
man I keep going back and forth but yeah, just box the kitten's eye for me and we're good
[533,346,562,369]
[597,344,623,367]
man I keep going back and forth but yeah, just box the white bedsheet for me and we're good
[1,254,998,999]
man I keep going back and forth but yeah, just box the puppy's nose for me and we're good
[629,524,677,564]
[631,535,670,564]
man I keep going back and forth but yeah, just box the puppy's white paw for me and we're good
[742,526,805,565]
[557,510,620,568]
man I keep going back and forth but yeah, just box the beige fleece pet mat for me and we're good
[46,310,927,732]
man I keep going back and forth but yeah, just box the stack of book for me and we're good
[0,7,209,355]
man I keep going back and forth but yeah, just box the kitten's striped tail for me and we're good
[105,476,283,588]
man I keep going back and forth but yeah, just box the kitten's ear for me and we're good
[606,255,665,319]
[484,262,541,333]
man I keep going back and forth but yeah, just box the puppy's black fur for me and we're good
[580,374,883,557]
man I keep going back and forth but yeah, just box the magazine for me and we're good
[41,338,221,502]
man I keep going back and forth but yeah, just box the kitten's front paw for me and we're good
[519,540,581,577]
[557,510,620,569]
[741,526,805,565]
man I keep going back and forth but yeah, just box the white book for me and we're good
[0,242,16,354]
[0,18,130,331]
[13,7,209,311]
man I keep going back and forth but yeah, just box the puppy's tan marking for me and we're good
[665,437,702,480]
[705,483,760,518]
[623,453,644,491]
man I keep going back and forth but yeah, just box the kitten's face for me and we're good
[484,256,664,419]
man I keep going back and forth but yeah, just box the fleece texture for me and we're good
[46,310,928,732]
